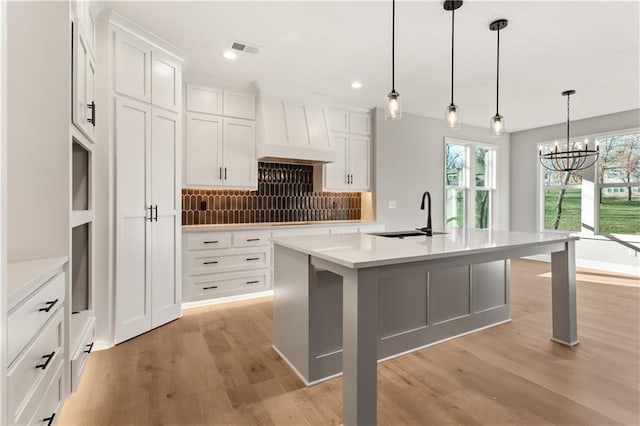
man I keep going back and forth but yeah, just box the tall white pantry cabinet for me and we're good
[110,18,184,343]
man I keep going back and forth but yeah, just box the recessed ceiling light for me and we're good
[223,50,238,60]
[350,81,363,89]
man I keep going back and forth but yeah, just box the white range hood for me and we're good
[256,96,336,163]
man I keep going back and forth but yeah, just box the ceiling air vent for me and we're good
[230,41,260,55]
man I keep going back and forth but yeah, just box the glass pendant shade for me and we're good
[490,114,505,136]
[385,90,402,120]
[446,104,460,129]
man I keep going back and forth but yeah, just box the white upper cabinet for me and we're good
[327,108,371,136]
[323,109,372,192]
[328,109,349,133]
[223,89,255,120]
[72,21,96,142]
[73,0,97,53]
[151,50,181,112]
[115,30,152,103]
[348,135,371,191]
[186,83,255,120]
[324,133,349,189]
[184,113,256,190]
[185,113,224,187]
[186,84,222,115]
[349,112,371,136]
[223,118,256,188]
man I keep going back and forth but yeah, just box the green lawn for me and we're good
[544,189,640,234]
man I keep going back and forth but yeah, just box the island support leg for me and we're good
[550,240,579,346]
[342,268,379,426]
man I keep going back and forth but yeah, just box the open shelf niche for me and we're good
[70,136,95,354]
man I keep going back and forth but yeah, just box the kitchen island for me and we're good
[272,229,579,426]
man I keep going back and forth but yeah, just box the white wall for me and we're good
[6,1,70,261]
[0,2,7,422]
[374,108,510,232]
[510,109,640,273]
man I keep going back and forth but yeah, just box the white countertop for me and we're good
[7,256,68,310]
[182,220,379,232]
[271,228,578,269]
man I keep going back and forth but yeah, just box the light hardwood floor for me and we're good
[59,259,640,425]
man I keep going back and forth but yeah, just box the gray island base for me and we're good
[271,229,579,426]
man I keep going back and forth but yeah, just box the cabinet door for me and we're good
[305,106,330,149]
[348,135,371,191]
[151,50,181,112]
[324,133,349,190]
[349,112,371,136]
[115,30,151,103]
[72,24,96,141]
[185,112,223,187]
[186,84,222,115]
[223,89,255,120]
[223,118,257,189]
[115,97,152,343]
[150,109,181,327]
[327,108,349,133]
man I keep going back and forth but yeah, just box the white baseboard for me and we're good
[520,255,639,277]
[92,339,114,352]
[182,290,274,311]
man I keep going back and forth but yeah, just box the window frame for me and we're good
[443,138,498,230]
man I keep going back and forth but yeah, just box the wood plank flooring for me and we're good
[59,259,640,425]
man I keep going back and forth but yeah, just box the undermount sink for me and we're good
[369,230,448,239]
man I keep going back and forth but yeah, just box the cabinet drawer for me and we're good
[71,319,95,392]
[19,361,64,426]
[8,310,64,424]
[184,232,232,250]
[186,270,270,301]
[233,231,271,247]
[186,247,271,275]
[8,272,65,363]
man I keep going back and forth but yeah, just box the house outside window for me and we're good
[445,140,497,229]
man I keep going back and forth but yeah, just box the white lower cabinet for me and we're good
[183,224,384,304]
[70,316,95,392]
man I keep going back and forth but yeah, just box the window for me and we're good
[445,140,497,229]
[538,130,640,236]
[596,131,640,234]
[539,141,583,232]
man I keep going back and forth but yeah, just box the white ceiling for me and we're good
[106,0,640,132]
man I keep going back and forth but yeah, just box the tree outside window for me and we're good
[596,132,640,234]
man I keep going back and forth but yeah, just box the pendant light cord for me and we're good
[450,7,455,105]
[496,29,500,115]
[392,0,395,92]
[566,93,571,151]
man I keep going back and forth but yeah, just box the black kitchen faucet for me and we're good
[418,191,433,236]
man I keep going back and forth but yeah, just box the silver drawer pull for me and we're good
[39,299,59,313]
[203,285,218,290]
[203,240,219,244]
[203,261,219,265]
[246,257,260,261]
[246,238,260,242]
[36,351,55,370]
[246,280,260,285]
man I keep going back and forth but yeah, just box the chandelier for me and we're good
[539,90,599,172]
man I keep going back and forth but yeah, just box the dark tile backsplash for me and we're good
[182,162,361,225]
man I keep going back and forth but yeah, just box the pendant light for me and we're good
[539,90,599,172]
[489,19,508,136]
[444,0,463,129]
[385,0,401,120]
